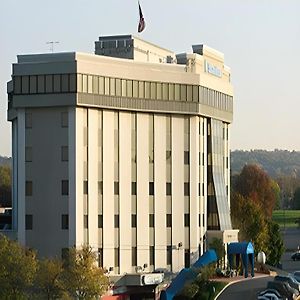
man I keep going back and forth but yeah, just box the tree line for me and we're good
[0,235,109,300]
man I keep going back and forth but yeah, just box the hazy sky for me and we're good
[1,0,300,157]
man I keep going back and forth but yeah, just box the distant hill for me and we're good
[231,150,300,178]
[0,156,11,167]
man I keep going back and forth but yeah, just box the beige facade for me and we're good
[7,35,238,274]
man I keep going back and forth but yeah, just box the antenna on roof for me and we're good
[46,41,59,53]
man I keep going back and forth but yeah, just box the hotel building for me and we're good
[7,35,238,275]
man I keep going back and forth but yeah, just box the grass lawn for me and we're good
[272,210,300,228]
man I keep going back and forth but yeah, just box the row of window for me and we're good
[26,180,197,197]
[25,112,68,129]
[13,74,233,111]
[26,212,201,230]
[25,146,68,163]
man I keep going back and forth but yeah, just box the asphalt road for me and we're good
[217,276,272,300]
[281,228,300,274]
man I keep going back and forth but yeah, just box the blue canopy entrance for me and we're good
[227,242,255,278]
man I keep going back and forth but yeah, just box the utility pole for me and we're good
[46,41,59,53]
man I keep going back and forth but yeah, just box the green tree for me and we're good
[35,258,64,300]
[61,246,109,300]
[209,238,225,268]
[231,192,268,253]
[265,220,285,266]
[0,165,12,207]
[0,234,38,299]
[271,180,281,210]
[292,187,300,209]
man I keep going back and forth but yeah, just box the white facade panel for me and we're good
[102,110,115,270]
[189,116,199,262]
[87,109,99,250]
[75,108,84,247]
[154,115,167,269]
[136,113,149,268]
[17,109,25,245]
[171,116,184,272]
[119,112,132,273]
[69,107,76,247]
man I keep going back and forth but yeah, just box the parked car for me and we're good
[257,288,286,300]
[275,275,300,291]
[291,253,300,261]
[293,271,300,283]
[267,281,298,300]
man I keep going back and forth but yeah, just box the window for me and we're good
[131,182,137,195]
[149,214,154,227]
[166,214,172,227]
[114,182,119,195]
[29,76,37,94]
[167,246,172,265]
[150,246,154,266]
[114,248,120,268]
[166,183,172,196]
[61,180,68,196]
[61,112,68,128]
[83,181,88,195]
[132,247,137,266]
[61,214,69,229]
[98,248,103,267]
[184,183,190,196]
[98,215,103,228]
[84,215,88,229]
[98,181,103,195]
[149,182,154,196]
[53,74,61,92]
[184,151,190,165]
[22,76,29,94]
[25,147,32,162]
[14,76,21,94]
[184,214,190,227]
[114,215,119,228]
[131,214,137,228]
[25,113,32,129]
[25,214,33,230]
[26,181,33,196]
[45,75,53,93]
[61,146,68,162]
[62,74,69,92]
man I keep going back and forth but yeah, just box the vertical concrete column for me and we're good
[119,112,132,273]
[74,108,84,247]
[68,107,76,247]
[172,116,184,272]
[102,110,115,270]
[136,113,149,268]
[88,109,98,251]
[154,115,167,269]
[189,116,199,263]
[17,109,25,245]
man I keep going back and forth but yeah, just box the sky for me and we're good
[0,0,300,157]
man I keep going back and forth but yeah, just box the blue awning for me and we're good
[227,242,254,255]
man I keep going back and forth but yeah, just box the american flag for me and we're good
[138,2,145,33]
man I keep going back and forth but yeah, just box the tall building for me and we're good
[7,35,238,275]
